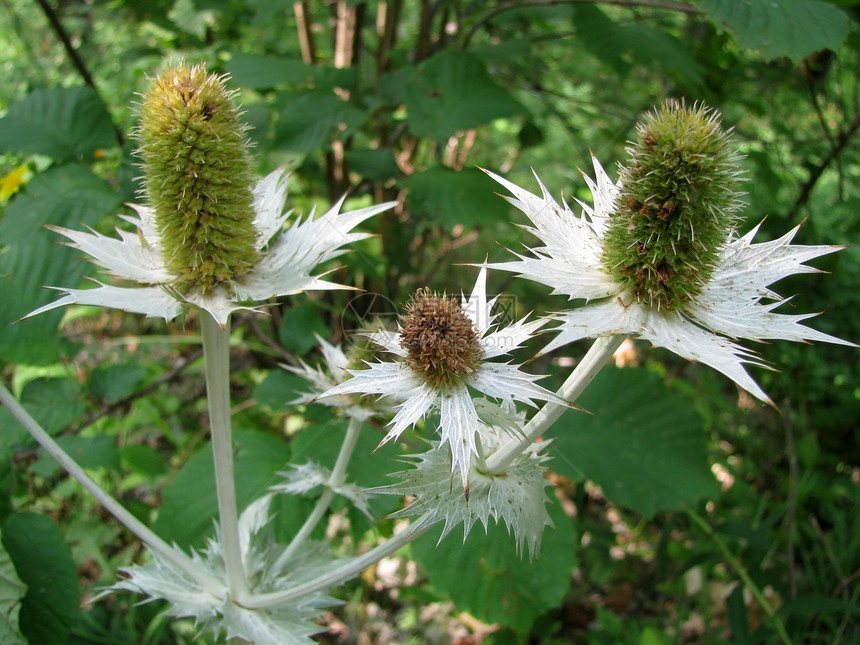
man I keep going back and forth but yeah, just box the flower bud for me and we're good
[138,63,259,292]
[602,101,744,311]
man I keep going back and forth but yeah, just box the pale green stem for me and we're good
[200,312,248,602]
[274,415,363,570]
[486,335,626,475]
[330,415,363,487]
[0,383,224,593]
[473,433,489,472]
[687,509,793,645]
[242,520,431,610]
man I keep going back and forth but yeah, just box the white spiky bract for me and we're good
[284,334,384,421]
[272,460,374,518]
[321,266,563,485]
[114,495,337,644]
[486,158,855,404]
[375,407,553,559]
[26,169,397,326]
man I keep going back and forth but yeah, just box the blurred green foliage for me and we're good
[0,0,858,643]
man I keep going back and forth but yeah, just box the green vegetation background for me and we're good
[0,1,857,643]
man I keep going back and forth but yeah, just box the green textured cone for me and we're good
[602,101,744,312]
[138,63,259,293]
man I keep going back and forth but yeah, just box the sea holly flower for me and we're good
[487,101,855,404]
[25,63,396,327]
[285,333,387,421]
[320,266,564,485]
[374,402,552,559]
[114,495,338,644]
[272,460,374,519]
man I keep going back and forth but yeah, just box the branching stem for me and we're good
[274,416,364,570]
[486,334,625,474]
[242,520,431,609]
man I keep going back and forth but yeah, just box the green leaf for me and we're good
[168,0,217,39]
[120,444,167,478]
[400,50,528,141]
[0,164,121,364]
[0,530,27,645]
[699,0,849,62]
[278,302,329,355]
[153,429,291,548]
[412,500,577,634]
[726,583,751,645]
[0,86,116,160]
[88,364,148,404]
[11,378,86,438]
[32,434,121,477]
[551,367,718,516]
[573,5,702,86]
[254,370,307,412]
[344,149,401,183]
[1,513,79,645]
[226,53,315,90]
[274,89,368,154]
[407,166,512,230]
[290,416,400,490]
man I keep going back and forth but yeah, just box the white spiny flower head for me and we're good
[113,495,338,645]
[320,265,565,485]
[284,333,392,421]
[374,403,553,559]
[24,63,396,328]
[487,101,856,405]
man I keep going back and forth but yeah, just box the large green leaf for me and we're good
[254,370,307,412]
[226,53,316,90]
[278,302,328,356]
[699,0,849,62]
[0,530,26,645]
[87,364,148,405]
[274,88,368,154]
[1,513,79,645]
[152,429,291,548]
[412,500,577,634]
[399,50,528,141]
[0,86,116,161]
[573,5,703,86]
[0,164,120,364]
[550,366,718,516]
[0,378,86,440]
[32,434,121,477]
[407,166,513,230]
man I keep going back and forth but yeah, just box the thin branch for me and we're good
[33,0,124,147]
[460,0,701,50]
[787,111,860,220]
[68,348,203,435]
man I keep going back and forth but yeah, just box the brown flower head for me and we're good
[399,288,483,389]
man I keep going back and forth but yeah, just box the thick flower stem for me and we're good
[486,335,626,475]
[200,312,248,602]
[0,383,223,593]
[274,415,363,570]
[242,520,431,610]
